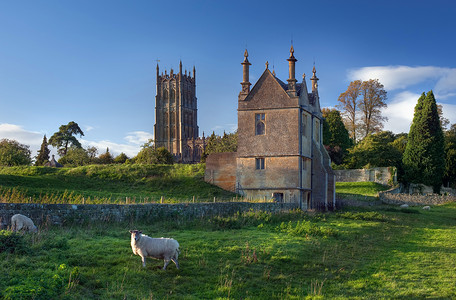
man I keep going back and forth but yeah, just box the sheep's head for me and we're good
[129,230,142,242]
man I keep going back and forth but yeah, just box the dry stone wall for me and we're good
[0,201,299,229]
[335,167,395,185]
[379,187,456,206]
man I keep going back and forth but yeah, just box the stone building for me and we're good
[154,61,205,163]
[205,47,335,210]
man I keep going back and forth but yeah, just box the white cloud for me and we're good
[0,124,44,156]
[348,66,456,98]
[84,125,95,132]
[210,124,237,135]
[348,65,456,133]
[0,123,153,159]
[124,131,154,145]
[81,139,140,158]
[381,91,420,133]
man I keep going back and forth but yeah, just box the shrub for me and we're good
[0,230,28,254]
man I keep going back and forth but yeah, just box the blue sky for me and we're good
[1,0,455,158]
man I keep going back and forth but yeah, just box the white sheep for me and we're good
[422,206,431,210]
[400,204,409,208]
[129,230,180,270]
[11,214,38,233]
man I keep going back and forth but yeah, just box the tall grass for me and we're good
[0,164,236,204]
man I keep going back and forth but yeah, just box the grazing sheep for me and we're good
[129,230,180,270]
[11,214,38,233]
[422,206,431,210]
[400,204,409,208]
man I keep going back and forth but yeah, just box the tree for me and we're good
[0,139,32,166]
[443,124,456,188]
[49,121,85,156]
[35,135,50,166]
[359,79,388,138]
[98,148,114,164]
[322,108,353,165]
[337,80,361,142]
[402,91,445,193]
[337,79,388,142]
[58,147,90,167]
[135,140,174,165]
[343,131,402,169]
[201,131,238,162]
[87,146,98,162]
[114,152,129,164]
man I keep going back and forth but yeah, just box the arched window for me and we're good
[255,113,265,135]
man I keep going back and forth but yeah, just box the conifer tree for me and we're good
[35,135,50,166]
[402,91,445,193]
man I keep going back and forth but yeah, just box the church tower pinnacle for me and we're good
[239,49,251,101]
[311,65,319,94]
[287,45,297,96]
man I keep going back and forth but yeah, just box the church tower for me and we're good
[154,61,204,162]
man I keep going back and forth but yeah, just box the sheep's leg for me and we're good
[171,258,179,269]
[141,255,146,267]
[163,259,170,270]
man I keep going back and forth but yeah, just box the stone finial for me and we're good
[265,61,269,69]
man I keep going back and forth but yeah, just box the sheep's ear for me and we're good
[129,230,134,233]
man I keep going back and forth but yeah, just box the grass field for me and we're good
[2,165,456,298]
[2,201,456,299]
[0,164,236,204]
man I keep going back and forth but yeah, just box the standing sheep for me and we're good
[129,230,180,270]
[11,214,38,233]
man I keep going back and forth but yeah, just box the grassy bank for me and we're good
[2,202,456,299]
[335,182,391,202]
[0,164,236,204]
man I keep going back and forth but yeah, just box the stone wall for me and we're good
[204,152,237,192]
[0,201,299,229]
[379,187,456,206]
[334,167,396,185]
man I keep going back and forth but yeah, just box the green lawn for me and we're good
[336,182,391,202]
[2,202,456,299]
[0,164,236,204]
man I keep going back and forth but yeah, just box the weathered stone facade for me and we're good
[154,62,205,163]
[205,152,237,192]
[205,48,335,210]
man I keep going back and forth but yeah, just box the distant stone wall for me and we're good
[335,167,396,185]
[379,187,456,206]
[0,201,299,229]
[204,152,237,192]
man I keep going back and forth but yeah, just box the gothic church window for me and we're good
[302,113,307,136]
[255,113,265,135]
[255,157,265,170]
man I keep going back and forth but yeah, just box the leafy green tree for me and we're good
[0,139,32,166]
[58,147,90,167]
[35,135,50,166]
[114,152,129,164]
[322,108,353,165]
[98,148,114,164]
[49,121,85,156]
[153,147,174,164]
[443,124,456,188]
[201,131,237,162]
[403,91,445,193]
[343,131,402,169]
[135,140,174,164]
